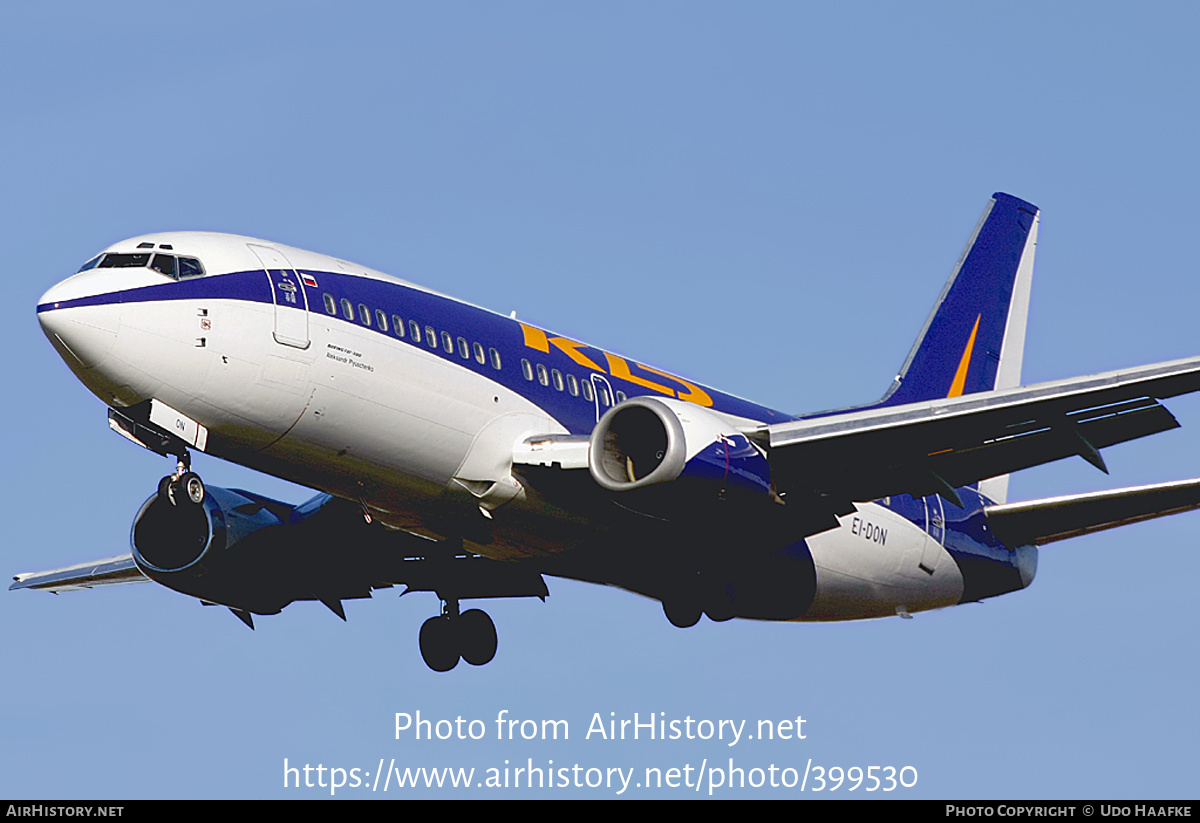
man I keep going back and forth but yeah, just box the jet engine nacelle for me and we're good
[588,396,771,511]
[130,485,297,613]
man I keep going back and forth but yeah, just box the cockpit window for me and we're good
[98,253,152,268]
[76,255,103,273]
[89,252,205,279]
[150,254,177,277]
[178,257,204,278]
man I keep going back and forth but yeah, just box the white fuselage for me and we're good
[38,232,1021,623]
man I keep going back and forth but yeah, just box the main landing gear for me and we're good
[661,572,735,628]
[419,600,498,672]
[157,451,206,507]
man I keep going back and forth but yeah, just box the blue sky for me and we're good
[1,2,1196,799]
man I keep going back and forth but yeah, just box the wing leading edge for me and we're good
[11,554,147,593]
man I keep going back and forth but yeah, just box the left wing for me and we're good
[12,490,549,617]
[11,554,147,593]
[765,355,1200,510]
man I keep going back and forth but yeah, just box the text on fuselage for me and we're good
[851,516,888,545]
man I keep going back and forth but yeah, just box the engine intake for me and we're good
[130,485,287,609]
[590,398,685,490]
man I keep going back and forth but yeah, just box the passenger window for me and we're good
[490,348,502,370]
[457,337,469,359]
[341,299,353,320]
[375,309,388,332]
[474,342,485,364]
[582,381,594,402]
[552,369,564,391]
[566,374,579,396]
[410,320,421,341]
[393,315,404,337]
[441,331,453,353]
[323,294,336,315]
[358,304,370,325]
[616,391,627,403]
[537,364,549,386]
[425,326,436,347]
[521,359,534,381]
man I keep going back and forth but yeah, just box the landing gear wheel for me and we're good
[701,579,736,622]
[663,598,702,629]
[158,475,174,503]
[459,609,497,666]
[179,472,205,505]
[663,573,703,628]
[419,616,460,672]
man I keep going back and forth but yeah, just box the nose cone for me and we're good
[38,275,118,370]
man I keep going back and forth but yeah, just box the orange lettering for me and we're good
[520,323,550,353]
[640,363,714,407]
[549,337,606,373]
[604,353,675,396]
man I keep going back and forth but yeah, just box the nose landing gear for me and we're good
[157,451,206,507]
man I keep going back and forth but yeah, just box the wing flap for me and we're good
[11,554,147,593]
[920,400,1178,488]
[985,479,1200,546]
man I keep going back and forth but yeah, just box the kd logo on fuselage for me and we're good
[519,322,713,407]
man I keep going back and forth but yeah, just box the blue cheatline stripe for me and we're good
[37,269,275,313]
[38,268,796,435]
[885,488,1029,599]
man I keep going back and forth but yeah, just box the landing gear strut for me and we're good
[419,599,498,672]
[157,451,205,507]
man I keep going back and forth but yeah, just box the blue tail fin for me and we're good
[879,192,1039,407]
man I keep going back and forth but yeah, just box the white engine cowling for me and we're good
[588,396,771,504]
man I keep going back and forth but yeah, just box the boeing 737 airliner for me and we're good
[17,193,1200,671]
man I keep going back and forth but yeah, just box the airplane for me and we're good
[16,192,1200,672]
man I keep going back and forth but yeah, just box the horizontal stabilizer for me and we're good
[11,554,147,593]
[985,478,1200,546]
